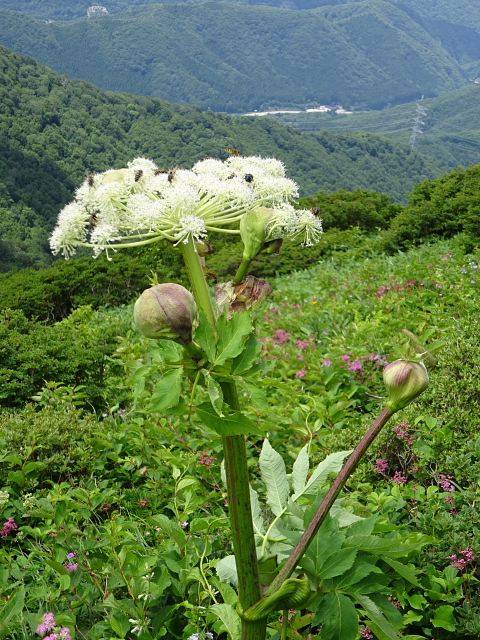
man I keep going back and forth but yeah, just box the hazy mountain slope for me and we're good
[0,2,467,113]
[267,85,480,169]
[0,45,445,270]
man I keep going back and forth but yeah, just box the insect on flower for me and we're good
[225,148,241,155]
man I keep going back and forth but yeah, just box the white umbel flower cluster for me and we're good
[50,155,321,258]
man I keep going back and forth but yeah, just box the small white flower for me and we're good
[291,210,323,246]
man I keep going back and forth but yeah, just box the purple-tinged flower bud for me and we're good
[215,276,273,315]
[383,359,429,413]
[134,283,197,344]
[240,207,277,261]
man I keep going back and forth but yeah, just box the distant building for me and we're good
[87,6,109,17]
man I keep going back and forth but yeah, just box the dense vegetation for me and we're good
[0,45,445,271]
[2,226,480,638]
[0,1,467,112]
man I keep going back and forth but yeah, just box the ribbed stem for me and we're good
[180,240,216,326]
[180,238,265,640]
[221,381,266,640]
[266,406,393,595]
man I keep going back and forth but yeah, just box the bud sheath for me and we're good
[383,359,429,413]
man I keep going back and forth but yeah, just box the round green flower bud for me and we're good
[383,359,429,413]
[134,283,197,344]
[240,207,276,261]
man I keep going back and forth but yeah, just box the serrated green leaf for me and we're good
[293,450,352,500]
[382,557,420,586]
[301,515,344,580]
[353,594,402,640]
[314,592,358,640]
[250,485,265,534]
[259,439,289,516]
[230,332,261,375]
[151,514,186,552]
[215,312,252,366]
[319,548,358,579]
[149,368,182,412]
[156,339,183,363]
[210,603,242,640]
[44,558,69,575]
[292,444,309,495]
[343,535,425,558]
[196,402,262,436]
[216,555,238,587]
[194,311,217,362]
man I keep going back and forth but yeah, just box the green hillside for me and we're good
[0,45,447,271]
[0,1,467,113]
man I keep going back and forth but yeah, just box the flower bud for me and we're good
[383,359,429,413]
[134,283,197,344]
[240,207,276,261]
[215,276,273,315]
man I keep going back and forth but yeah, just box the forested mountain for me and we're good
[268,85,480,170]
[0,1,467,113]
[0,45,444,271]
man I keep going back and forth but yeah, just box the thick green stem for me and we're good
[180,240,216,326]
[233,257,252,284]
[221,381,266,640]
[180,238,265,639]
[266,406,393,595]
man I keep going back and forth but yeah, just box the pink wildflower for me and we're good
[0,518,18,537]
[198,452,217,467]
[295,368,307,378]
[341,354,351,362]
[348,359,363,373]
[63,563,78,572]
[374,459,388,473]
[360,627,374,639]
[438,474,455,492]
[322,359,332,366]
[296,340,313,349]
[36,613,56,635]
[392,471,407,485]
[274,329,290,344]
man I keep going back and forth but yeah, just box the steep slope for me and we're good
[0,2,467,113]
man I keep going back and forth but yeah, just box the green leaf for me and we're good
[156,339,183,363]
[236,378,269,410]
[343,535,425,558]
[259,439,290,516]
[293,450,352,500]
[44,558,69,575]
[382,557,421,586]
[210,603,242,640]
[319,548,358,579]
[314,592,358,640]
[353,594,402,640]
[230,332,261,375]
[194,311,217,362]
[215,312,252,366]
[301,516,344,580]
[250,485,265,534]
[151,514,186,552]
[205,372,224,416]
[196,402,262,436]
[59,573,71,591]
[292,444,309,495]
[216,555,238,587]
[110,614,131,638]
[432,605,456,631]
[149,368,182,412]
[0,587,25,623]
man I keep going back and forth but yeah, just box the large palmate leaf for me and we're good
[259,439,289,516]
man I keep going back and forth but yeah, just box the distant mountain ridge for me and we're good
[0,1,468,112]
